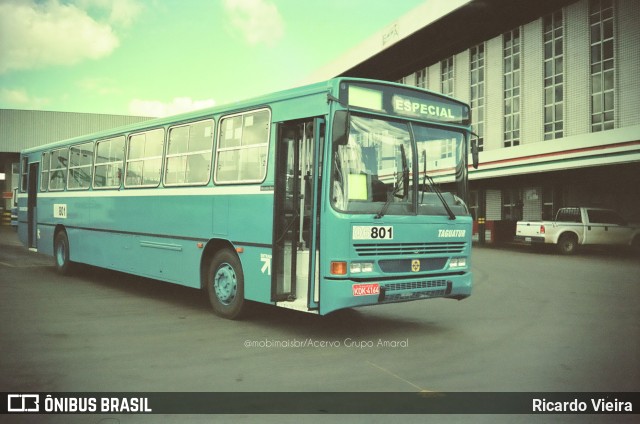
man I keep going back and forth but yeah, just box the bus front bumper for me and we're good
[320,271,472,315]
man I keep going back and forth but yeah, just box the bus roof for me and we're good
[21,77,469,154]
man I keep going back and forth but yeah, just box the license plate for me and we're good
[525,237,532,242]
[352,283,380,297]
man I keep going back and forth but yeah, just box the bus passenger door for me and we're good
[27,162,39,249]
[272,119,323,311]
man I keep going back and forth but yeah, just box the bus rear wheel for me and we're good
[54,231,73,274]
[206,249,245,319]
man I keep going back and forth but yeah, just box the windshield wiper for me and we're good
[421,150,456,220]
[375,145,409,219]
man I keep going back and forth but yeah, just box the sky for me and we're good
[0,0,426,117]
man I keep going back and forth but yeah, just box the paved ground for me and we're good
[1,227,638,423]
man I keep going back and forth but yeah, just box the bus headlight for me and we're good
[449,257,467,268]
[350,262,374,274]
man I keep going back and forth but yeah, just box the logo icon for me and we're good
[411,259,420,272]
[7,394,40,412]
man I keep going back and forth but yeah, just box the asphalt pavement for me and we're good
[1,226,638,423]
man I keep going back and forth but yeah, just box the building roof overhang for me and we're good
[332,0,579,82]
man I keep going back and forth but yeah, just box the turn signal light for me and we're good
[540,225,546,235]
[330,261,347,275]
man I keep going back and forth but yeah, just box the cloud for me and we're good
[75,0,143,27]
[0,88,50,109]
[77,77,122,96]
[129,97,217,118]
[0,0,141,74]
[223,0,284,47]
[108,0,143,26]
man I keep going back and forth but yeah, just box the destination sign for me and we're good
[341,82,469,125]
[392,96,456,120]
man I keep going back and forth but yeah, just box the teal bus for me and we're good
[17,78,478,319]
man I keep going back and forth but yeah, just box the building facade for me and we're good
[316,0,640,242]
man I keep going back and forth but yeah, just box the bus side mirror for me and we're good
[471,138,479,169]
[332,110,350,146]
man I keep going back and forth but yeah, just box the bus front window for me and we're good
[413,124,469,217]
[331,114,470,217]
[331,115,413,215]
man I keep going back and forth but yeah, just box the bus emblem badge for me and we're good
[411,260,420,272]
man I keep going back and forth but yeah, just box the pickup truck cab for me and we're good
[515,207,640,254]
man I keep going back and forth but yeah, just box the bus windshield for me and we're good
[331,114,469,217]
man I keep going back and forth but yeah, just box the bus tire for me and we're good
[54,231,73,274]
[206,249,245,320]
[557,233,577,255]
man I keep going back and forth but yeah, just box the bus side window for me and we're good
[215,109,270,184]
[20,156,28,193]
[125,129,164,188]
[40,152,50,192]
[68,141,94,190]
[49,147,69,191]
[165,119,214,186]
[94,136,125,189]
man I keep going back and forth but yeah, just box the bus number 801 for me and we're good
[352,226,394,240]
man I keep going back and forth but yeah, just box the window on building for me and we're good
[415,68,427,89]
[125,128,164,187]
[503,28,521,147]
[590,0,615,132]
[542,186,555,221]
[165,119,214,186]
[543,10,564,140]
[68,142,94,190]
[441,57,454,96]
[502,188,523,221]
[94,136,125,189]
[215,109,270,184]
[470,43,485,151]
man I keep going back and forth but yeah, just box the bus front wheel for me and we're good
[206,249,245,319]
[54,231,73,274]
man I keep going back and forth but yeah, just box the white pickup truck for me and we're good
[515,207,640,254]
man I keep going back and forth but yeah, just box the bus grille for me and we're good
[384,279,448,292]
[354,242,466,257]
[381,279,451,302]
